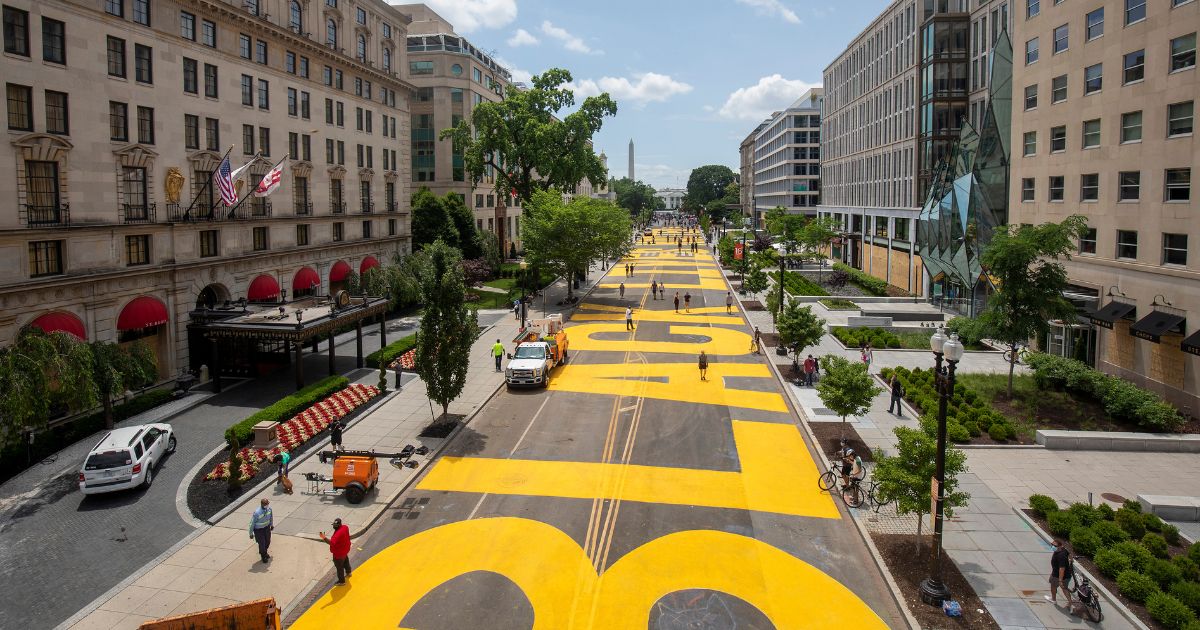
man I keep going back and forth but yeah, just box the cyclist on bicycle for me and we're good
[840,448,865,488]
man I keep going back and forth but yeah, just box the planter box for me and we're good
[1137,494,1200,522]
[1035,429,1200,452]
[252,421,279,449]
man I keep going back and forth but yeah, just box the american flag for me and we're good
[213,156,236,206]
[253,161,285,197]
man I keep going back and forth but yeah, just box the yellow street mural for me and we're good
[566,323,751,354]
[548,362,787,412]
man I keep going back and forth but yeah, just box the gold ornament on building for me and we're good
[165,167,185,203]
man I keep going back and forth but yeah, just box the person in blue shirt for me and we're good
[249,498,273,563]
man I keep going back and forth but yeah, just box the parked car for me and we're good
[78,424,176,495]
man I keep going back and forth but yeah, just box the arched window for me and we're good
[326,18,337,47]
[356,34,366,60]
[382,47,391,71]
[289,1,302,33]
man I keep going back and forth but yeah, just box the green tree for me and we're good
[478,230,505,274]
[0,329,97,448]
[686,165,736,207]
[743,265,769,295]
[523,190,632,301]
[799,216,840,279]
[90,340,157,429]
[979,215,1088,397]
[440,68,617,206]
[816,354,882,443]
[444,192,482,259]
[413,240,478,421]
[872,423,970,549]
[777,301,826,364]
[411,187,457,251]
[611,177,656,215]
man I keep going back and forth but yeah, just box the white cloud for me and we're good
[718,74,818,121]
[415,0,517,33]
[568,73,693,105]
[540,20,598,54]
[735,0,802,24]
[506,28,539,47]
[635,163,692,188]
[493,55,533,84]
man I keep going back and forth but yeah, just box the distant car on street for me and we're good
[78,423,176,495]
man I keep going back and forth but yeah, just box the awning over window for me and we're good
[1182,330,1200,356]
[117,296,169,331]
[293,267,320,292]
[1130,310,1186,343]
[247,275,280,302]
[359,256,380,274]
[329,260,352,283]
[1089,300,1136,329]
[30,311,86,340]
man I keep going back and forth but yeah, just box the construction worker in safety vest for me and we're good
[492,339,505,372]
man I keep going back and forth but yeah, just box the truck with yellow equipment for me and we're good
[505,315,569,389]
[138,597,279,630]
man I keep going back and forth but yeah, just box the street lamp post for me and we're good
[519,260,529,331]
[739,227,749,295]
[919,327,965,606]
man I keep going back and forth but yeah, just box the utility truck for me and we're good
[505,315,569,389]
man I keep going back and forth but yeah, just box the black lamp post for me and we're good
[519,260,529,330]
[739,226,749,295]
[919,326,965,606]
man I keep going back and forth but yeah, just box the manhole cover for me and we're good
[1101,492,1127,504]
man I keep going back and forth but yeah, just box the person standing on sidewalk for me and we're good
[320,518,352,585]
[725,292,733,314]
[683,292,691,312]
[249,499,273,563]
[650,280,658,300]
[329,419,344,451]
[861,342,874,372]
[751,326,762,354]
[803,355,816,386]
[887,375,905,416]
[673,292,680,313]
[619,282,625,300]
[698,350,709,381]
[624,263,629,277]
[625,307,635,331]
[492,339,505,372]
[1046,540,1074,606]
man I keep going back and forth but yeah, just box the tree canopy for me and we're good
[411,188,481,259]
[777,301,826,359]
[686,165,736,207]
[440,68,617,206]
[611,177,656,216]
[872,423,970,544]
[413,240,478,421]
[816,354,882,442]
[522,190,631,300]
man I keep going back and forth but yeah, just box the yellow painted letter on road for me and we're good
[549,362,785,412]
[568,323,752,356]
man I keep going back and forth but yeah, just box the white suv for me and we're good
[78,423,176,495]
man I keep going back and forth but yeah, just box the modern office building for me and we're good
[1010,0,1200,410]
[395,3,523,254]
[0,0,415,378]
[749,89,824,225]
[738,125,761,224]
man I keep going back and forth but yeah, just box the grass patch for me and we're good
[466,291,518,309]
[366,335,418,369]
[832,327,988,351]
[819,298,860,311]
[483,277,517,291]
[769,270,829,296]
[956,372,1150,434]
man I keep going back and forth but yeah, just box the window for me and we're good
[1024,84,1038,109]
[180,11,195,40]
[1048,175,1065,201]
[296,224,309,245]
[184,114,199,149]
[1118,171,1141,200]
[1050,74,1067,103]
[331,179,343,209]
[239,34,251,58]
[289,1,303,33]
[289,132,298,157]
[1163,233,1188,265]
[301,134,310,160]
[245,0,259,16]
[205,117,218,150]
[356,7,366,24]
[1081,173,1099,201]
[253,226,268,251]
[354,77,362,96]
[1125,0,1146,24]
[336,101,344,126]
[44,91,67,134]
[410,60,434,75]
[183,57,198,94]
[1085,8,1104,40]
[1084,64,1103,94]
[204,64,218,98]
[1121,111,1142,142]
[136,106,154,143]
[259,127,270,156]
[1124,50,1144,84]
[1165,168,1191,201]
[300,91,310,119]
[288,88,297,116]
[1079,228,1097,254]
[25,161,59,216]
[1027,0,1040,17]
[121,169,147,221]
[1168,101,1194,136]
[356,34,366,60]
[242,124,254,154]
[388,218,396,235]
[105,0,123,17]
[362,220,372,239]
[42,17,65,64]
[28,240,63,277]
[1172,34,1196,72]
[258,79,269,109]
[355,107,362,131]
[326,18,337,47]
[335,70,343,89]
[286,51,296,73]
[1082,119,1101,148]
[1050,125,1066,151]
[333,222,344,241]
[134,44,152,83]
[382,48,391,71]
[132,0,149,25]
[1053,24,1068,53]
[255,40,267,64]
[1023,131,1037,155]
[325,138,334,163]
[473,67,482,82]
[1021,177,1036,201]
[241,75,253,106]
[107,36,125,77]
[1116,230,1138,260]
[6,83,31,130]
[126,235,149,265]
[3,6,29,56]
[383,22,391,38]
[109,101,127,140]
[201,20,215,47]
[199,230,218,257]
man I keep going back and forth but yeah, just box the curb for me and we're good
[1013,506,1150,630]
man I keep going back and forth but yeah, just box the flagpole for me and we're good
[220,152,262,219]
[185,145,233,220]
[208,146,242,216]
[227,154,286,218]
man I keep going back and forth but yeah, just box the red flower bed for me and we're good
[387,349,415,370]
[205,384,379,482]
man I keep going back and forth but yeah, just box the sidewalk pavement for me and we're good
[63,269,606,630]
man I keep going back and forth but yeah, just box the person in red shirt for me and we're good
[320,518,352,585]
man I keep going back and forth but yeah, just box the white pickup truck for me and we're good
[504,316,569,388]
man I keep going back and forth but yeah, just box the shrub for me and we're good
[964,421,981,437]
[1164,524,1182,546]
[831,262,889,296]
[1117,569,1162,603]
[1095,548,1133,577]
[1117,508,1148,540]
[1113,540,1156,572]
[1147,557,1186,589]
[1143,512,1166,532]
[1023,352,1185,430]
[1030,494,1060,517]
[1092,520,1131,547]
[1097,503,1116,521]
[1170,581,1200,615]
[986,422,1007,441]
[1192,542,1200,564]
[1174,557,1200,583]
[1145,533,1172,559]
[365,335,419,369]
[1069,502,1103,527]
[223,376,350,445]
[1048,511,1081,537]
[1070,527,1105,558]
[1147,591,1198,629]
[1124,499,1144,513]
[948,422,971,443]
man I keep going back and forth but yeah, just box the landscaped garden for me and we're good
[818,298,860,311]
[880,365,1020,444]
[833,326,990,351]
[769,270,829,296]
[1027,496,1200,629]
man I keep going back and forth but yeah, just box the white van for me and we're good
[78,423,176,495]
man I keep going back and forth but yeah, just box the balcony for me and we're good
[22,203,70,227]
[295,201,313,216]
[360,201,374,214]
[249,200,273,219]
[331,202,346,215]
[120,203,156,225]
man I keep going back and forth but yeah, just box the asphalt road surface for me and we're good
[291,228,907,629]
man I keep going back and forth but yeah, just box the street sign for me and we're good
[734,242,744,260]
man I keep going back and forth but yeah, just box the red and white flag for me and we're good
[254,161,285,197]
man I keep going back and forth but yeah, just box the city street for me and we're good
[289,228,907,628]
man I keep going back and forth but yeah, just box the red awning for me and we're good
[30,311,86,340]
[247,275,281,302]
[117,296,169,331]
[329,261,352,283]
[293,267,320,292]
[359,256,380,274]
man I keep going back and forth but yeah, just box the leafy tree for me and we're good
[777,301,826,365]
[461,258,491,288]
[816,354,882,443]
[752,231,774,252]
[799,216,840,279]
[699,213,712,236]
[523,190,631,301]
[411,187,457,251]
[440,68,617,206]
[872,423,970,550]
[979,215,1088,397]
[443,192,482,259]
[686,165,736,207]
[413,240,478,421]
[0,329,97,448]
[743,265,769,295]
[478,230,504,274]
[611,177,656,215]
[91,340,156,429]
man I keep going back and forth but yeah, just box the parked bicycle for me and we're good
[818,457,867,508]
[1068,561,1103,622]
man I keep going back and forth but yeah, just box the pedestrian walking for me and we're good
[677,241,682,253]
[329,418,344,451]
[625,307,635,331]
[751,326,762,354]
[249,498,273,563]
[492,339,505,372]
[651,280,658,299]
[630,263,636,276]
[659,285,665,300]
[698,350,709,381]
[619,282,625,299]
[887,375,905,416]
[683,292,691,312]
[673,292,680,313]
[1046,539,1074,606]
[725,292,733,314]
[861,342,874,371]
[512,298,521,321]
[320,518,352,585]
[803,355,816,386]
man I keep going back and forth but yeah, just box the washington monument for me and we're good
[627,138,635,181]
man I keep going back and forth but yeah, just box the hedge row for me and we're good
[224,376,349,445]
[832,262,888,296]
[1030,495,1200,628]
[1024,353,1185,431]
[833,327,903,349]
[769,270,829,297]
[365,335,418,369]
[881,365,1018,443]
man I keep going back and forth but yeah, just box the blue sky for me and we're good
[405,0,891,189]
